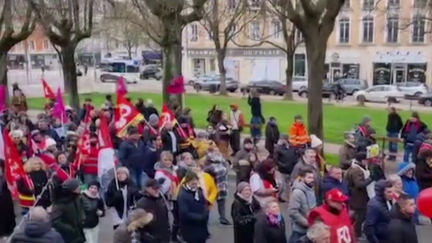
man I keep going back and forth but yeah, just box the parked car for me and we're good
[298,82,336,98]
[291,76,308,92]
[240,80,286,95]
[140,65,161,80]
[396,81,429,97]
[418,93,432,106]
[353,85,404,103]
[188,72,219,85]
[194,77,238,92]
[334,78,368,95]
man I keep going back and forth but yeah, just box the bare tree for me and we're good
[199,0,261,95]
[0,0,35,88]
[273,0,345,139]
[130,0,207,104]
[26,0,98,109]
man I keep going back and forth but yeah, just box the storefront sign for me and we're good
[186,48,285,57]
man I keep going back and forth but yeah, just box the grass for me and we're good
[26,92,432,145]
[324,153,339,166]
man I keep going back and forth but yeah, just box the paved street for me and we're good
[9,68,432,113]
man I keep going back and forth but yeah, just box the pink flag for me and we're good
[0,85,6,113]
[52,88,68,122]
[167,76,185,94]
[117,77,128,98]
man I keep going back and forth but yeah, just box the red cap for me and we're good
[325,188,349,202]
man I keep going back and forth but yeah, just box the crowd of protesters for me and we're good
[0,84,428,243]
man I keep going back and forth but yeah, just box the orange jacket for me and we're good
[288,122,310,146]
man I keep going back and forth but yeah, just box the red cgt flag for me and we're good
[115,94,144,137]
[41,79,56,100]
[158,103,177,129]
[3,129,26,199]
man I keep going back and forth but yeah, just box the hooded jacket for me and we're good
[364,180,392,243]
[397,162,419,201]
[387,203,418,243]
[288,181,316,233]
[11,221,64,243]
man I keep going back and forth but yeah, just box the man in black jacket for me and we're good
[274,134,298,201]
[136,179,171,243]
[387,194,418,243]
[386,107,403,161]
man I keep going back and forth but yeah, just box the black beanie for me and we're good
[87,180,101,189]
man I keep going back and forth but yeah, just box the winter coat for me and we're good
[386,113,403,133]
[135,192,171,243]
[177,185,210,243]
[338,142,356,170]
[143,146,161,178]
[397,162,419,200]
[297,236,314,243]
[80,190,105,229]
[322,175,349,198]
[11,221,64,243]
[344,162,372,210]
[231,193,261,243]
[290,158,321,189]
[273,145,298,175]
[118,140,147,170]
[50,190,85,243]
[254,212,287,243]
[401,120,427,144]
[288,181,316,234]
[17,170,51,208]
[0,180,16,237]
[105,179,141,224]
[112,210,154,243]
[232,149,255,183]
[265,123,280,155]
[364,180,392,243]
[387,203,418,243]
[416,156,432,191]
[413,132,428,163]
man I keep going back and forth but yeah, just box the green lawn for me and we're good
[27,92,432,145]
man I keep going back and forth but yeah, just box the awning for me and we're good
[374,51,426,64]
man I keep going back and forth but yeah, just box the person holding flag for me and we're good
[81,132,100,185]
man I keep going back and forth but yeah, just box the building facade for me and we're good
[183,0,432,85]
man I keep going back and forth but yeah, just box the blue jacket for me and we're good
[364,180,392,243]
[322,176,349,198]
[143,146,161,178]
[118,139,147,170]
[177,185,209,243]
[397,162,419,200]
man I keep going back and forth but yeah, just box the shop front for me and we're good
[7,54,26,69]
[372,51,427,85]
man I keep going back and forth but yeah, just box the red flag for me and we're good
[3,129,26,199]
[167,76,185,94]
[158,103,177,129]
[41,79,56,100]
[98,115,117,178]
[72,111,92,174]
[116,77,128,102]
[115,94,144,137]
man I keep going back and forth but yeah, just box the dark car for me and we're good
[240,80,286,96]
[140,65,161,80]
[418,93,432,106]
[298,82,336,98]
[194,77,239,92]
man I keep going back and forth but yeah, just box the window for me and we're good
[272,20,281,39]
[43,40,49,49]
[338,18,350,43]
[29,40,35,50]
[363,0,375,10]
[412,14,426,43]
[250,21,261,40]
[414,0,427,8]
[388,0,399,8]
[190,24,198,42]
[228,0,237,10]
[386,15,399,43]
[295,29,303,43]
[362,16,374,43]
[294,54,306,77]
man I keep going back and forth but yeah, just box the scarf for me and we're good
[184,184,200,201]
[236,192,253,204]
[266,212,282,226]
[351,162,375,199]
[405,120,420,133]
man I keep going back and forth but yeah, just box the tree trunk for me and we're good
[0,53,10,102]
[161,33,183,107]
[61,46,80,110]
[284,52,294,100]
[217,50,228,96]
[127,46,132,59]
[304,37,327,139]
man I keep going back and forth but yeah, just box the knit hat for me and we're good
[31,130,41,137]
[183,170,199,183]
[87,180,101,189]
[294,115,302,120]
[149,114,159,126]
[310,135,323,148]
[144,179,160,190]
[237,182,250,193]
[10,130,24,138]
[243,138,253,145]
[116,167,130,177]
[62,179,80,192]
[412,111,419,119]
[362,116,371,124]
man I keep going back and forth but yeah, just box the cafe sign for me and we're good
[186,48,285,57]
